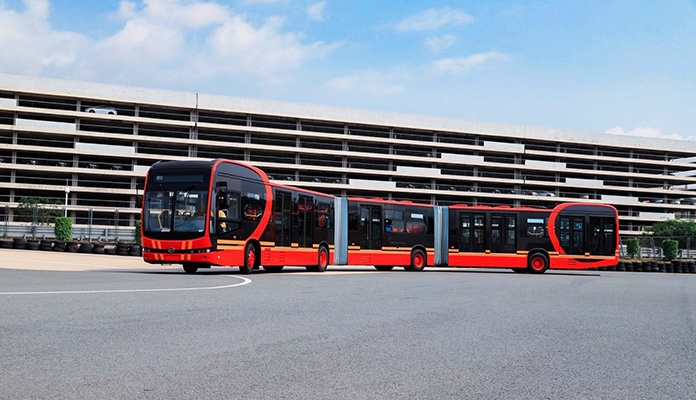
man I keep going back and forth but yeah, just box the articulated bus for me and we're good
[435,203,619,273]
[141,159,619,274]
[141,159,335,274]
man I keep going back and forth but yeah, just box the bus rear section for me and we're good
[334,198,435,271]
[549,203,619,270]
[141,159,334,274]
[438,203,619,273]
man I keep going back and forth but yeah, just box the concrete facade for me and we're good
[1,72,695,236]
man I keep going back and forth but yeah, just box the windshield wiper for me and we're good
[159,183,196,207]
[174,184,196,205]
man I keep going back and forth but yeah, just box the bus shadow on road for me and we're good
[105,267,601,277]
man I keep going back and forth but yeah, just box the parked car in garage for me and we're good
[85,105,117,115]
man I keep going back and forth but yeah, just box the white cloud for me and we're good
[0,0,340,86]
[605,126,687,140]
[424,35,456,53]
[307,2,325,21]
[0,0,89,75]
[206,15,339,80]
[431,51,509,74]
[396,7,473,32]
[326,71,404,96]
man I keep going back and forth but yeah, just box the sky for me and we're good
[1,0,695,139]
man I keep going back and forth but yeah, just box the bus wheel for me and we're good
[316,246,329,273]
[527,253,549,274]
[240,243,257,274]
[375,266,394,271]
[263,266,284,273]
[183,263,198,274]
[406,249,426,272]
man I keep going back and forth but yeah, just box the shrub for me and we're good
[134,220,141,246]
[662,239,679,261]
[54,217,73,241]
[626,239,640,258]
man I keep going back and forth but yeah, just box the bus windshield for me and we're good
[143,172,210,238]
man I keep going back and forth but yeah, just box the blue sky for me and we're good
[1,0,695,139]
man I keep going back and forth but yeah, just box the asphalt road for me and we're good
[1,250,695,399]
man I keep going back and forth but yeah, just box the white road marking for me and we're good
[0,275,251,295]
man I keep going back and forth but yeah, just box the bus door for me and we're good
[490,214,516,253]
[558,216,585,255]
[360,205,382,250]
[589,216,616,256]
[459,212,485,253]
[274,190,292,247]
[297,195,313,247]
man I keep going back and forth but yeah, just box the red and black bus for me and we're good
[141,159,334,274]
[437,203,619,273]
[142,159,618,274]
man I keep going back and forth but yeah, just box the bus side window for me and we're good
[316,201,332,229]
[473,215,485,244]
[216,188,240,233]
[505,216,516,245]
[226,193,240,220]
[243,194,264,221]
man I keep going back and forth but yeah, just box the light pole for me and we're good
[64,178,70,217]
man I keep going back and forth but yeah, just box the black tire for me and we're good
[78,242,94,253]
[92,243,105,254]
[263,266,284,273]
[13,238,27,249]
[0,239,13,249]
[527,252,549,274]
[26,240,40,250]
[315,246,329,272]
[39,240,53,251]
[53,242,66,252]
[405,249,426,271]
[240,243,257,274]
[183,263,199,274]
[375,265,394,271]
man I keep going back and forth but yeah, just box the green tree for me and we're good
[649,219,696,248]
[15,197,61,225]
[626,239,640,258]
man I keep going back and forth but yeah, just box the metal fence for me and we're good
[1,205,137,242]
[619,236,696,259]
